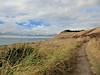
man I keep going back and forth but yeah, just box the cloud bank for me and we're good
[0,0,100,35]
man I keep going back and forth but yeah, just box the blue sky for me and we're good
[0,0,100,35]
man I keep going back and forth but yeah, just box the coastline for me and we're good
[0,28,100,75]
[0,35,54,46]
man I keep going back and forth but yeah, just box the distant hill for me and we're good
[61,30,84,33]
[56,27,100,39]
[72,27,100,38]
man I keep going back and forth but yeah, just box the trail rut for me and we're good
[71,44,93,75]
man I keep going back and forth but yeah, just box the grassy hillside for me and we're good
[0,38,80,75]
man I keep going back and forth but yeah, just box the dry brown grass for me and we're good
[15,39,80,75]
[0,38,80,75]
[86,38,100,75]
[55,32,76,39]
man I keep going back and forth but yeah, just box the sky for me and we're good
[0,0,100,35]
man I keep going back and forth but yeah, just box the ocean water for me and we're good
[0,35,54,45]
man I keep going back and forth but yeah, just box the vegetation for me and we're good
[61,30,83,33]
[0,38,80,75]
[0,27,100,75]
[86,38,100,75]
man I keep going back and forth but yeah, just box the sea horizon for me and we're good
[0,35,55,45]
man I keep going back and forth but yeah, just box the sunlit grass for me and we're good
[86,38,100,75]
[0,38,80,75]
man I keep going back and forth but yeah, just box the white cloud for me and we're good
[0,0,100,35]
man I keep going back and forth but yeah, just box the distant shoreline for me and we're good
[0,35,55,38]
[0,35,54,46]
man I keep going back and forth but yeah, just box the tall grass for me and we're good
[0,38,80,75]
[86,38,100,75]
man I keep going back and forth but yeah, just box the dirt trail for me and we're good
[71,44,93,75]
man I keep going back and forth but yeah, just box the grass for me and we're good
[86,38,100,75]
[0,38,80,75]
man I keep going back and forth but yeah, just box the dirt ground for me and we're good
[71,44,94,75]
